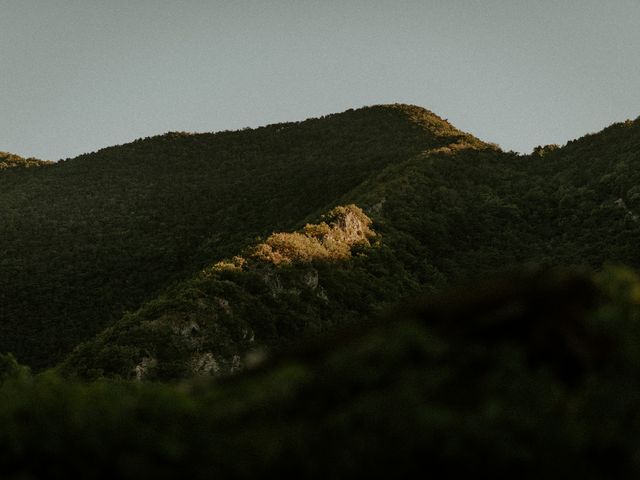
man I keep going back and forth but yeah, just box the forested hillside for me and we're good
[61,111,640,380]
[0,105,477,368]
[3,105,640,373]
[3,105,640,476]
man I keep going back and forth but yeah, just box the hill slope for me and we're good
[0,105,479,368]
[61,113,640,379]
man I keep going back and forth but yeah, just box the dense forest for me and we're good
[2,104,640,476]
[61,107,640,380]
[0,105,478,368]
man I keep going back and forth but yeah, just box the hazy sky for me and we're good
[1,1,639,160]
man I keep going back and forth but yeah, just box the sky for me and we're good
[1,1,639,160]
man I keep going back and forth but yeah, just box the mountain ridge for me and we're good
[1,104,640,373]
[58,107,640,380]
[0,103,474,368]
[51,103,481,162]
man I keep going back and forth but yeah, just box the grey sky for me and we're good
[1,1,639,160]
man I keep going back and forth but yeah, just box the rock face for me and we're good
[189,352,219,375]
[62,205,376,381]
[323,205,374,244]
[302,269,319,290]
[615,197,639,222]
[133,357,157,381]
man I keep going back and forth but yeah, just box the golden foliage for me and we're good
[248,204,374,266]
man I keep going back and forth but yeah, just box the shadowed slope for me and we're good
[0,104,477,368]
[61,205,379,379]
[60,112,640,380]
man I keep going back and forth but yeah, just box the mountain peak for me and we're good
[355,103,487,149]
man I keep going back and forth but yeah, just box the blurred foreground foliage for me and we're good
[3,267,640,478]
